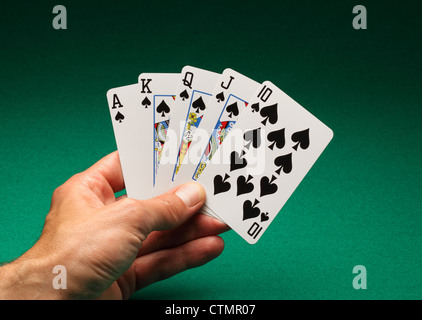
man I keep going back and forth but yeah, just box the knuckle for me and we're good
[44,209,55,224]
[51,182,70,202]
[121,197,142,214]
[52,172,82,199]
[51,185,64,200]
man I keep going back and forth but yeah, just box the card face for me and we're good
[152,66,220,196]
[107,84,153,200]
[138,73,179,187]
[174,68,261,186]
[198,81,334,244]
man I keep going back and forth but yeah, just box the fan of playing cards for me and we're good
[107,66,333,244]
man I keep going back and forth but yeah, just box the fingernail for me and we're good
[175,182,205,208]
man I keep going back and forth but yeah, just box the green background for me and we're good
[1,0,421,299]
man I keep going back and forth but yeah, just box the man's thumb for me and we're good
[124,182,206,237]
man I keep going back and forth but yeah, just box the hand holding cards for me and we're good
[107,66,333,244]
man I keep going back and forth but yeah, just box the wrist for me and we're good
[0,256,66,300]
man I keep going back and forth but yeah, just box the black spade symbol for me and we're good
[242,199,261,221]
[230,150,248,172]
[213,174,231,195]
[267,128,286,150]
[236,175,254,196]
[156,100,170,117]
[274,153,293,175]
[180,89,189,101]
[260,212,270,222]
[259,175,278,197]
[141,97,151,108]
[225,102,239,118]
[192,96,206,113]
[251,102,260,113]
[115,111,124,123]
[259,103,278,125]
[292,129,310,151]
[216,91,225,103]
[243,128,261,149]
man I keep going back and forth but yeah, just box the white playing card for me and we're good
[138,73,179,189]
[152,66,220,196]
[198,81,334,244]
[174,68,260,184]
[172,68,261,218]
[107,84,154,200]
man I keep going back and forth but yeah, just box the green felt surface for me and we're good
[0,0,421,299]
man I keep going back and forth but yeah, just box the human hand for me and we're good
[0,151,228,300]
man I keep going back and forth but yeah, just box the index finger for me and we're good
[84,150,125,193]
